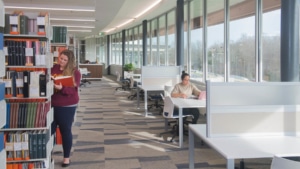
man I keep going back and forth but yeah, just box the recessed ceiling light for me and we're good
[68,29,92,32]
[51,18,96,22]
[5,6,95,12]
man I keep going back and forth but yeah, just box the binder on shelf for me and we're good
[19,15,28,35]
[21,132,29,160]
[5,132,14,161]
[23,70,30,98]
[37,12,48,36]
[4,14,10,34]
[13,132,22,161]
[9,13,21,35]
[39,74,47,97]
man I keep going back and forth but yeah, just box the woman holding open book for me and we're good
[51,49,81,167]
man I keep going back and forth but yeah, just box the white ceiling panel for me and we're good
[2,0,177,38]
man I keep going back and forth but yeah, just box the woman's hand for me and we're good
[54,82,63,90]
[179,93,187,98]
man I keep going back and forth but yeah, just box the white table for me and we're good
[137,85,164,117]
[189,124,300,169]
[171,98,206,148]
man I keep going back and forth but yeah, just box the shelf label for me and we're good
[5,142,14,151]
[25,48,33,56]
[4,79,12,87]
[14,142,22,151]
[3,47,8,56]
[9,15,19,25]
[21,142,29,150]
[16,79,24,87]
[37,16,45,25]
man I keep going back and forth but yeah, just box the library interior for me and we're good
[1,0,300,169]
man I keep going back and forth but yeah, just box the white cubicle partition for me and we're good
[206,81,300,138]
[141,66,180,86]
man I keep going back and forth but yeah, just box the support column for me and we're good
[107,35,111,75]
[176,0,184,70]
[122,29,126,78]
[142,20,147,66]
[281,0,299,81]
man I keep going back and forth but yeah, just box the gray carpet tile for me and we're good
[52,75,273,169]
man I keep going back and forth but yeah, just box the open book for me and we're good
[51,76,74,87]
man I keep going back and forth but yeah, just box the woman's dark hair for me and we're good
[181,72,190,80]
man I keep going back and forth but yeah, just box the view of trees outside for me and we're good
[187,0,280,82]
[111,0,281,82]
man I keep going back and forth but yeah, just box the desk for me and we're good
[137,85,164,117]
[189,124,300,169]
[79,64,102,79]
[171,98,206,148]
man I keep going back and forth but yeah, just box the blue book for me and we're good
[0,82,5,101]
[0,132,4,151]
[5,103,10,128]
[0,33,3,50]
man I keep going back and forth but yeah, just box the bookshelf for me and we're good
[0,1,7,169]
[1,11,54,169]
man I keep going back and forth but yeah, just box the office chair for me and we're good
[271,156,300,169]
[147,92,164,113]
[80,68,91,87]
[115,71,130,91]
[159,96,192,142]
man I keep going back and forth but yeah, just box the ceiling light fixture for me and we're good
[5,6,95,12]
[135,0,162,18]
[68,29,91,32]
[50,18,96,22]
[52,25,95,28]
[104,0,162,33]
[116,19,134,28]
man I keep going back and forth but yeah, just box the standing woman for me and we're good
[51,49,80,167]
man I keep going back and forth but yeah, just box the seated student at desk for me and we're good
[171,72,201,124]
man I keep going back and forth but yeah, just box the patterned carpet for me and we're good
[52,75,272,169]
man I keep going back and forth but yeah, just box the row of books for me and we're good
[5,130,49,161]
[51,26,67,43]
[4,39,48,66]
[7,161,46,169]
[5,100,51,129]
[3,70,49,98]
[4,13,48,35]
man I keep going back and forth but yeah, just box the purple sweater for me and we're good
[51,64,81,107]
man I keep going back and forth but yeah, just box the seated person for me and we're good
[171,72,201,124]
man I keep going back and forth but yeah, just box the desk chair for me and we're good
[147,92,164,113]
[159,96,191,142]
[79,68,91,87]
[271,156,300,169]
[115,71,130,91]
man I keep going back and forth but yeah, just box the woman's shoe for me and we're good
[61,161,71,168]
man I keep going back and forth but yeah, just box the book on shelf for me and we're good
[51,75,74,87]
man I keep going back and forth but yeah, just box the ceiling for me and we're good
[3,0,177,38]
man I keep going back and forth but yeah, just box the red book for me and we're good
[51,76,74,87]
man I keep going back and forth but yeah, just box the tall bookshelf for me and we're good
[1,11,54,169]
[0,1,7,169]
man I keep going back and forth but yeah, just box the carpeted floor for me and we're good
[52,75,272,169]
